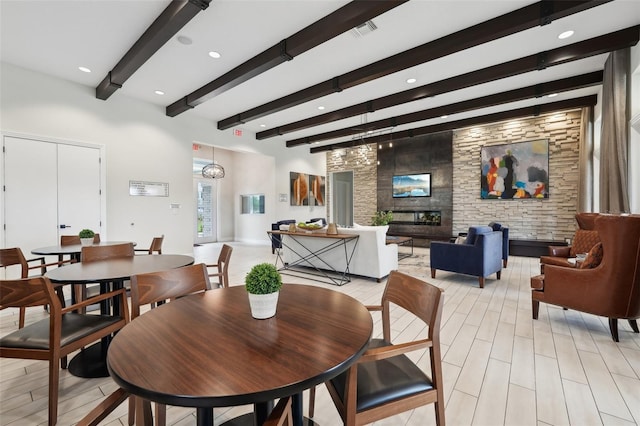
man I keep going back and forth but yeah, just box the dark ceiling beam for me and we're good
[310,95,597,154]
[264,26,638,139]
[222,0,610,131]
[287,71,603,147]
[96,0,210,101]
[166,0,408,117]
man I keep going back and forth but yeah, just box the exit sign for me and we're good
[234,129,243,137]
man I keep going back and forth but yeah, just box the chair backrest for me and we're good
[381,270,444,343]
[0,247,28,278]
[0,276,55,310]
[213,244,233,288]
[81,243,134,262]
[130,263,211,318]
[148,235,164,254]
[61,234,101,245]
[595,214,640,317]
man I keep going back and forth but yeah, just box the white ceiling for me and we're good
[1,0,639,151]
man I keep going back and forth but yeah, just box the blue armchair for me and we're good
[430,225,503,288]
[271,219,296,253]
[489,222,509,268]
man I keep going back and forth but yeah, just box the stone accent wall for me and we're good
[326,147,377,226]
[453,110,582,241]
[325,109,583,241]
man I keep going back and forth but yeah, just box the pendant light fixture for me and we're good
[202,147,225,179]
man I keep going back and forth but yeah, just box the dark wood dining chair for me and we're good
[0,276,129,426]
[59,233,101,263]
[206,244,233,288]
[134,235,164,255]
[76,242,135,308]
[309,270,445,426]
[127,263,212,425]
[0,247,68,329]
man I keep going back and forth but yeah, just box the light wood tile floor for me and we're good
[1,243,639,425]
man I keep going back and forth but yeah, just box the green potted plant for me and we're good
[78,229,95,246]
[371,210,393,226]
[245,263,283,319]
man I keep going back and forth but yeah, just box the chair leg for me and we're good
[18,307,26,329]
[503,259,508,268]
[629,319,639,333]
[49,357,60,426]
[128,396,135,426]
[431,268,436,279]
[532,299,540,319]
[608,318,620,342]
[155,403,166,426]
[496,271,501,280]
[478,277,484,288]
[308,386,316,418]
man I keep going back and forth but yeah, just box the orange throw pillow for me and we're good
[579,242,603,269]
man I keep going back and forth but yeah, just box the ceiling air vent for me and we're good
[350,20,377,38]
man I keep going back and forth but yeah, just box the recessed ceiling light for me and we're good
[441,115,448,119]
[78,66,91,73]
[154,90,165,96]
[558,30,574,40]
[406,78,417,84]
[318,106,325,110]
[208,51,221,59]
[547,93,558,98]
[259,124,266,127]
[177,35,193,45]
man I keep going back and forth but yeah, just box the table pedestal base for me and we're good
[220,413,317,426]
[68,342,109,378]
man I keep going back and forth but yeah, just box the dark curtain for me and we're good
[599,48,630,213]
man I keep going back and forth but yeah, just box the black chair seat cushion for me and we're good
[329,339,433,412]
[0,313,121,350]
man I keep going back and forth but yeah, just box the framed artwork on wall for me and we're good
[290,172,326,206]
[309,174,325,206]
[290,172,308,206]
[480,139,549,200]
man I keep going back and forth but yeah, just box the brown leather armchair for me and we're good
[531,214,640,342]
[539,212,600,273]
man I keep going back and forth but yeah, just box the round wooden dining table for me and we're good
[45,254,194,378]
[32,241,137,263]
[107,284,373,426]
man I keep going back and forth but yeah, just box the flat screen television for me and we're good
[392,173,431,198]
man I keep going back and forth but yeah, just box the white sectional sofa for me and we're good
[280,225,398,282]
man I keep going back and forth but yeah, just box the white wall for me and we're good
[0,62,326,254]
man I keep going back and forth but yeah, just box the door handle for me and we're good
[59,224,71,229]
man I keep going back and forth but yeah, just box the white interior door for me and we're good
[3,136,102,270]
[57,144,101,237]
[4,136,59,259]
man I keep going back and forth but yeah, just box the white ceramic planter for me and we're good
[248,291,279,319]
[80,238,94,246]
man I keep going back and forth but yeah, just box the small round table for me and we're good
[32,241,137,263]
[107,284,373,426]
[45,254,194,378]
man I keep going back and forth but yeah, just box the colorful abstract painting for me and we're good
[480,139,549,200]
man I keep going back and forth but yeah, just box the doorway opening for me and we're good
[331,171,354,227]
[193,153,218,245]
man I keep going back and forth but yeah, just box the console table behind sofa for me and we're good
[276,225,398,283]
